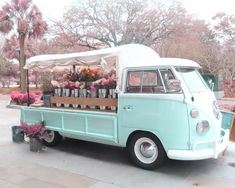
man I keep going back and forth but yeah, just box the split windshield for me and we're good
[176,68,208,92]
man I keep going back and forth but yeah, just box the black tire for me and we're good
[43,130,62,147]
[128,132,166,170]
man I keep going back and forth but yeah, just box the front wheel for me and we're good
[43,130,62,147]
[128,132,166,170]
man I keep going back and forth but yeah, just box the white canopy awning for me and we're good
[25,44,202,88]
[25,44,161,70]
[25,47,119,70]
[25,44,161,88]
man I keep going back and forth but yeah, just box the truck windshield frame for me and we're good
[176,67,208,93]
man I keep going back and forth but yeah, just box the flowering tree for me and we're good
[0,56,18,87]
[0,0,47,93]
[52,0,185,49]
[0,33,5,53]
[3,35,70,88]
[212,13,235,81]
[213,12,235,44]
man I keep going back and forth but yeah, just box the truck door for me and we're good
[118,68,189,150]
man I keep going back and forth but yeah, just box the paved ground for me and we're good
[1,94,235,188]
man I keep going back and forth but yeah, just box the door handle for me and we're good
[123,105,133,111]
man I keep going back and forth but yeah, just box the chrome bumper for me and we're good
[167,129,230,160]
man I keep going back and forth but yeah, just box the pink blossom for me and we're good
[51,80,60,88]
[17,17,27,32]
[2,3,11,12]
[10,90,38,105]
[88,85,97,92]
[19,0,31,11]
[101,78,109,85]
[20,121,47,140]
[0,11,8,21]
[0,0,47,37]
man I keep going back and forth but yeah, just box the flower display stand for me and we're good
[50,96,117,112]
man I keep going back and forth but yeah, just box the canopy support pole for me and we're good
[26,70,30,106]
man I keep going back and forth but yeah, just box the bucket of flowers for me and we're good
[20,121,48,152]
[87,85,98,109]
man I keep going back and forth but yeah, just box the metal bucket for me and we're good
[29,138,43,152]
[99,89,107,110]
[12,126,24,143]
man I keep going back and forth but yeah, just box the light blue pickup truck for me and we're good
[21,44,229,169]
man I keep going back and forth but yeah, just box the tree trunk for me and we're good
[1,81,6,88]
[7,79,10,88]
[19,33,27,93]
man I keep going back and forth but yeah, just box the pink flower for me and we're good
[101,78,109,85]
[51,80,60,88]
[88,85,97,92]
[20,121,48,140]
[10,90,38,105]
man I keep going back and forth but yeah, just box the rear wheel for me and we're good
[128,132,166,170]
[43,130,62,147]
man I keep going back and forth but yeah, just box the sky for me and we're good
[0,0,234,21]
[32,0,73,20]
[0,0,73,20]
[180,0,235,20]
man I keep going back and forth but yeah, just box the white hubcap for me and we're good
[43,131,55,143]
[134,137,158,164]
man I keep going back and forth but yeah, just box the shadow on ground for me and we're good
[50,138,219,176]
[52,138,130,165]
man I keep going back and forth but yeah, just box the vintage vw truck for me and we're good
[21,44,229,170]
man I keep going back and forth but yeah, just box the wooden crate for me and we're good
[50,96,118,112]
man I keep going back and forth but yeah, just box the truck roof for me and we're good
[151,58,201,68]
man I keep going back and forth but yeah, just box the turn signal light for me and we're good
[191,109,199,118]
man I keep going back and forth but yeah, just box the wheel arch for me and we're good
[126,130,166,152]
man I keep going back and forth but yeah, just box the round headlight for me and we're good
[196,120,210,135]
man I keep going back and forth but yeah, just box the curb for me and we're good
[6,104,22,110]
[222,98,235,101]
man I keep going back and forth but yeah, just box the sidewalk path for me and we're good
[0,150,96,188]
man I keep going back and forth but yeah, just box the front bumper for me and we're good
[167,129,230,160]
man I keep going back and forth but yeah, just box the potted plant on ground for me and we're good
[20,121,48,152]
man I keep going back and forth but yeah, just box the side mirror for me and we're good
[208,79,214,91]
[167,79,181,92]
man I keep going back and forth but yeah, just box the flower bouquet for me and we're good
[20,121,48,152]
